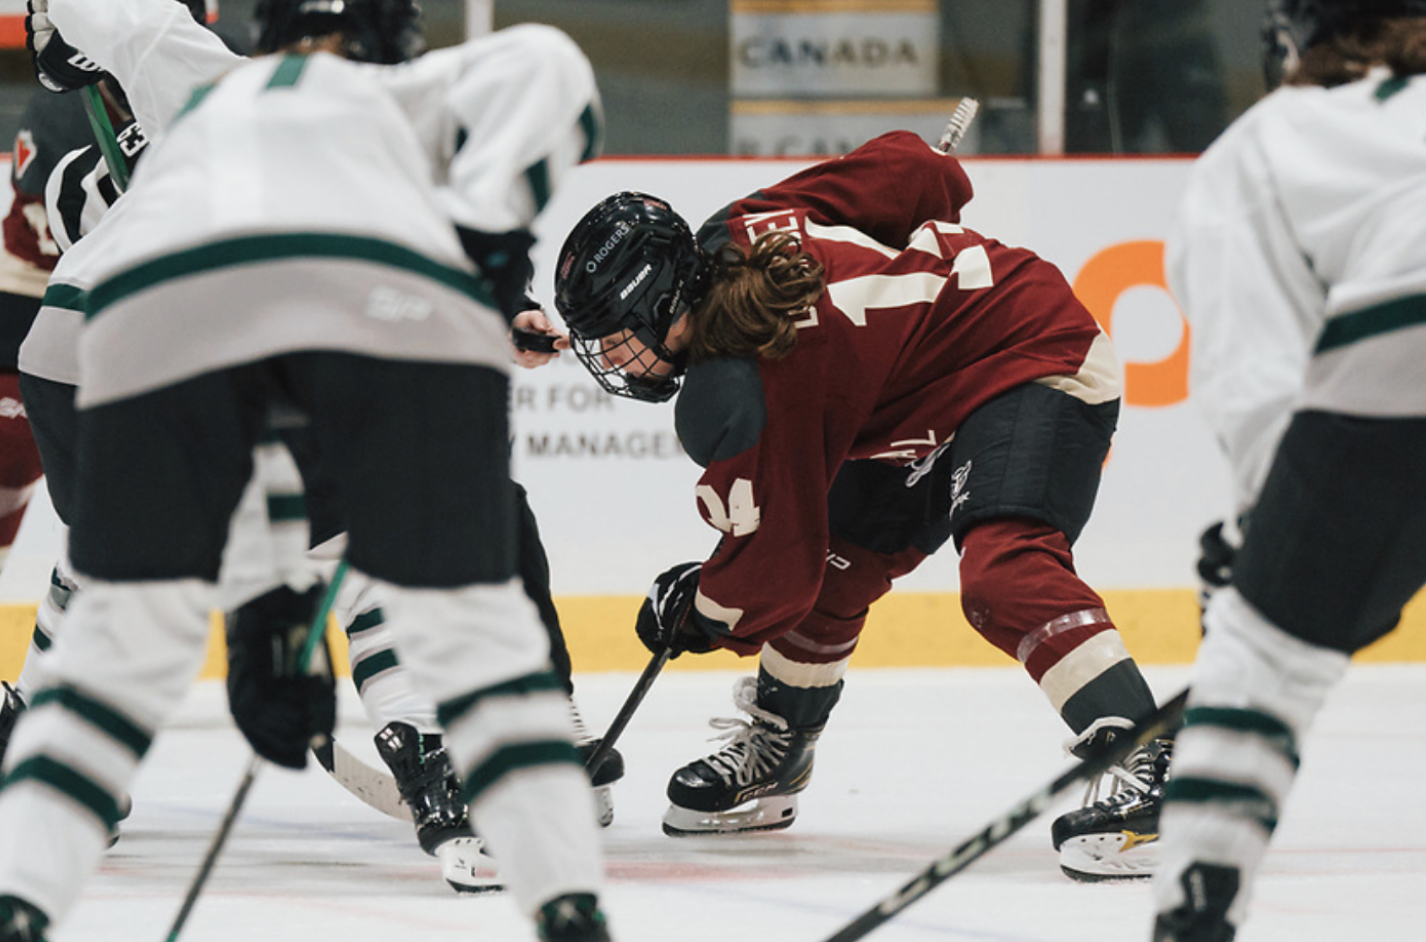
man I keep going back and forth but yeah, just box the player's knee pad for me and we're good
[43,579,214,730]
[765,538,922,666]
[958,519,1103,648]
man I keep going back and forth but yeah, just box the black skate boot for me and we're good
[374,722,499,893]
[1152,863,1240,941]
[570,698,624,827]
[0,896,48,942]
[536,892,611,942]
[0,682,25,766]
[1052,726,1173,881]
[663,677,820,836]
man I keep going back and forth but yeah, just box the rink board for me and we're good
[1,586,1424,681]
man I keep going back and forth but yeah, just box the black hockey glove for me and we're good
[456,226,539,321]
[1196,518,1243,633]
[26,0,105,93]
[225,584,336,770]
[634,562,717,658]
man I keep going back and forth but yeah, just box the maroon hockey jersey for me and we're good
[677,130,1109,654]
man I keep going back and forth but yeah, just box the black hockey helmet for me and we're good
[1264,0,1426,81]
[554,191,712,403]
[253,0,424,64]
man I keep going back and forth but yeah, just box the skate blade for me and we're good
[662,795,798,836]
[1058,831,1159,882]
[594,784,615,828]
[436,836,503,894]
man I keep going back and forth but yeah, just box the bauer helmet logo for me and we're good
[619,263,653,300]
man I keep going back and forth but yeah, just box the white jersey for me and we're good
[1167,67,1426,514]
[27,0,599,405]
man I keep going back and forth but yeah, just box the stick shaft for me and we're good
[164,563,349,942]
[163,757,260,942]
[822,688,1188,942]
[81,85,130,192]
[583,646,671,773]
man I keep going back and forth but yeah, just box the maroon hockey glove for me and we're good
[225,584,336,769]
[635,562,717,658]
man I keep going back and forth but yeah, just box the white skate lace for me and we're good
[1063,721,1157,809]
[568,696,595,746]
[698,677,792,788]
[1079,746,1154,808]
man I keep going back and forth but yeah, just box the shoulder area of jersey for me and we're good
[676,357,767,468]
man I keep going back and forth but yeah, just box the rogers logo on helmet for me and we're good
[587,221,633,273]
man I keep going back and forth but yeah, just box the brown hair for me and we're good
[1286,16,1426,86]
[682,230,824,363]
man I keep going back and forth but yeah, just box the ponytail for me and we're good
[683,230,824,362]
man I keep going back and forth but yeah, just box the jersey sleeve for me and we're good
[733,130,974,249]
[44,145,119,255]
[378,25,601,235]
[1166,108,1323,516]
[676,357,843,655]
[47,0,240,139]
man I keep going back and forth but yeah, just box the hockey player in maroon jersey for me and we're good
[550,129,1174,880]
[0,88,96,590]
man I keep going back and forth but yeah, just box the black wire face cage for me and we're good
[569,327,684,403]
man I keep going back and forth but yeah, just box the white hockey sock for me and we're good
[1154,588,1350,927]
[0,579,213,923]
[16,558,82,701]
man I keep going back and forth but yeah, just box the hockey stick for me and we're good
[820,688,1188,942]
[81,85,130,192]
[936,97,980,154]
[164,560,349,942]
[312,736,410,821]
[311,646,675,821]
[583,645,672,775]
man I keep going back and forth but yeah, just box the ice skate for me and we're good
[1152,862,1240,942]
[1051,725,1172,881]
[570,697,624,827]
[0,895,47,942]
[662,677,819,836]
[536,892,611,942]
[374,721,500,893]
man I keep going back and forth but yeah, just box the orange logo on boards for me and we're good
[1072,240,1188,409]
